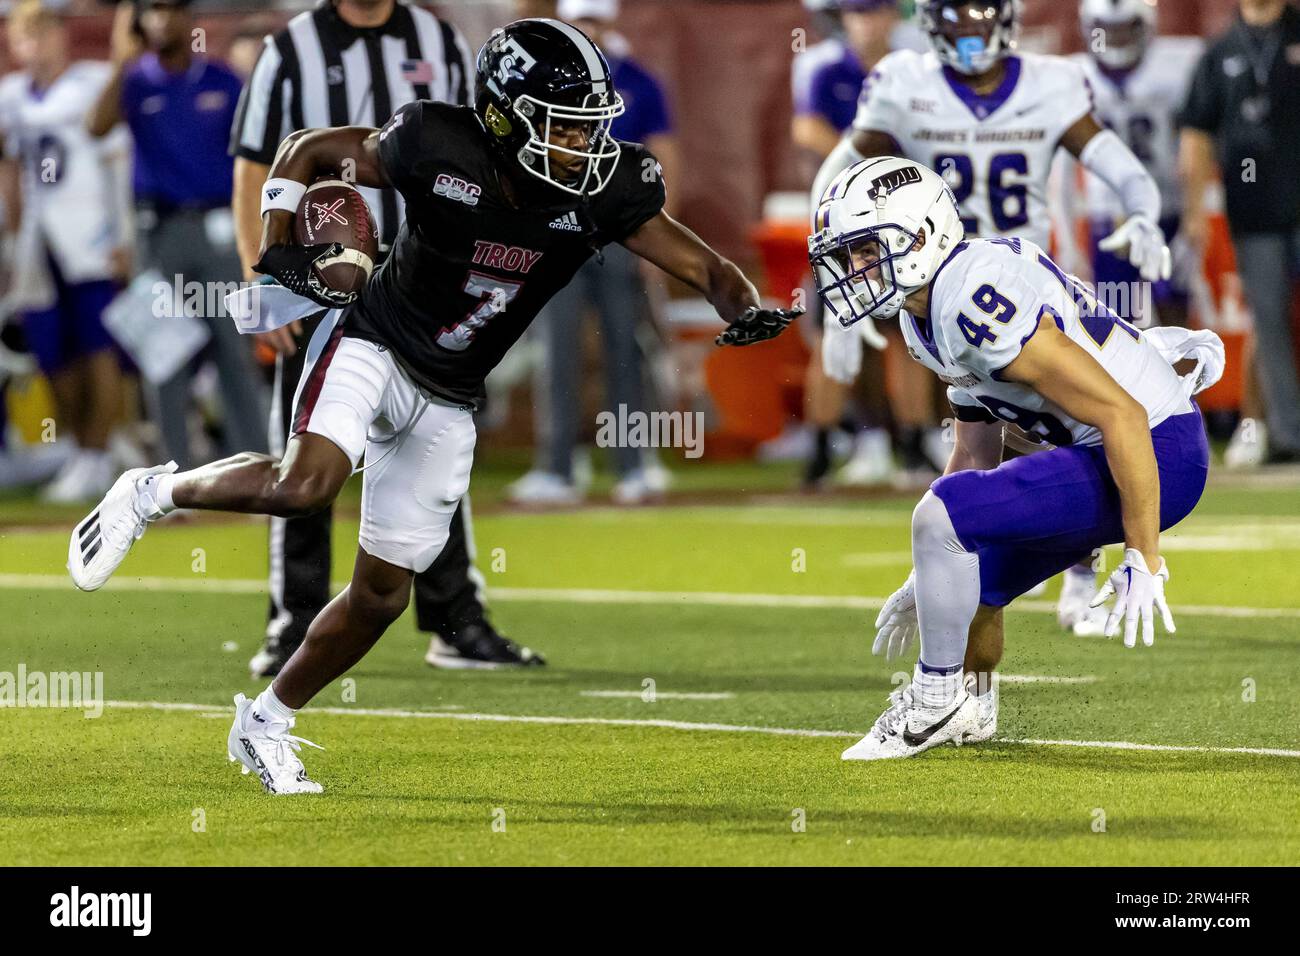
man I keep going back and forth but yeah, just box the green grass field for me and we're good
[2,462,1298,865]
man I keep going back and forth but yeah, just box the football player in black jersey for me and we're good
[68,18,799,793]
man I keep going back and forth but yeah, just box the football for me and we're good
[292,179,379,296]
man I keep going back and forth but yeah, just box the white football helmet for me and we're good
[809,157,965,327]
[918,0,1022,76]
[1080,0,1157,71]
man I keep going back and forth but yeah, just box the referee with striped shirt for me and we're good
[230,0,544,677]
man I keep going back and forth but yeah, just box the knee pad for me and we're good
[912,491,965,555]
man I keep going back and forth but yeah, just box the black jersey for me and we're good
[344,100,666,406]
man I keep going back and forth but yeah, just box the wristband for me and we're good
[260,178,307,217]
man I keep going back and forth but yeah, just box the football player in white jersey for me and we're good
[0,2,132,502]
[807,157,1219,758]
[1063,0,1202,328]
[814,0,1173,668]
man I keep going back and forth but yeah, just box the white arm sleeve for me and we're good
[810,135,865,224]
[1078,128,1161,222]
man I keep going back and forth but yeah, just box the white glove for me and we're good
[1098,214,1172,282]
[821,302,863,384]
[872,571,918,660]
[821,301,887,385]
[1089,548,1176,648]
[1140,326,1226,398]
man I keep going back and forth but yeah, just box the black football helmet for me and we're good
[917,0,1022,75]
[475,18,625,198]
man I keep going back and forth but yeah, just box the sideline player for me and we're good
[68,19,798,793]
[792,0,922,488]
[1059,0,1201,329]
[0,2,132,502]
[808,157,1218,758]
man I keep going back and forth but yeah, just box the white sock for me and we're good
[138,472,176,516]
[253,686,296,726]
[912,491,981,669]
[914,663,964,709]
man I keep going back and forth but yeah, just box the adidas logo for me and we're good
[266,187,284,200]
[548,210,582,232]
[77,510,102,563]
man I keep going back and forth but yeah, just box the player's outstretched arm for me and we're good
[621,211,801,347]
[1062,115,1170,282]
[253,127,387,308]
[1001,318,1174,647]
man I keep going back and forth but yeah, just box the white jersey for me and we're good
[0,61,130,284]
[900,237,1190,447]
[1071,38,1202,221]
[853,50,1095,250]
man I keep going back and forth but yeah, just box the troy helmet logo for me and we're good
[493,35,537,86]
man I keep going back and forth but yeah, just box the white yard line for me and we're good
[3,573,1298,620]
[580,690,736,700]
[998,674,1098,685]
[102,698,1300,758]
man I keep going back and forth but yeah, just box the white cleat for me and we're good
[841,682,981,761]
[966,687,998,743]
[835,429,895,487]
[1057,568,1107,636]
[67,462,176,591]
[611,469,666,506]
[505,469,583,507]
[227,693,324,795]
[1224,418,1267,470]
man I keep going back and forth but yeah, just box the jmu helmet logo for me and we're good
[867,166,923,203]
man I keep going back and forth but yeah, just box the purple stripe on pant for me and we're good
[931,405,1209,607]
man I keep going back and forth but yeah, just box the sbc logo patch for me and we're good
[433,173,481,206]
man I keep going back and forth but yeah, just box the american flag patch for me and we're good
[401,60,435,84]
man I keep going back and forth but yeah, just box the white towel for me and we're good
[1140,326,1227,398]
[224,281,323,335]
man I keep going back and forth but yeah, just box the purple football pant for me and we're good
[931,405,1209,608]
[21,252,117,377]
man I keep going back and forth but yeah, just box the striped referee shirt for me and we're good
[229,0,472,250]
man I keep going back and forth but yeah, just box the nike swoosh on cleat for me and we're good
[902,701,965,747]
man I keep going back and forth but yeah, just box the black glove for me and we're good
[715,306,802,347]
[253,242,357,309]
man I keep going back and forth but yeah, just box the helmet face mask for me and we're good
[811,225,923,326]
[476,19,625,199]
[1090,19,1149,69]
[919,0,1022,75]
[513,90,624,195]
[1080,0,1156,71]
[808,157,965,328]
